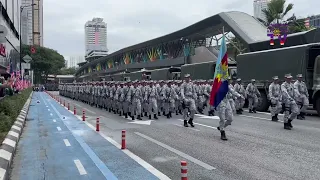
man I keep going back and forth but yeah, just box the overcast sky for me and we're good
[43,0,315,57]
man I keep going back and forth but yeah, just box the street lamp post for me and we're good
[19,4,36,74]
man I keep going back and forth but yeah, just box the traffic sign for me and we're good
[31,46,36,54]
[23,55,32,63]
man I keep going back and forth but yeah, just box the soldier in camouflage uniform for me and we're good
[180,74,197,127]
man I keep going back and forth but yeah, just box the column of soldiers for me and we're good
[58,73,309,140]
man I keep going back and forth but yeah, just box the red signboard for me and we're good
[0,44,5,57]
[31,46,36,54]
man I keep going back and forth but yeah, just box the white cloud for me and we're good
[43,0,316,57]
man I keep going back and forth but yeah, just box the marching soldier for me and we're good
[281,74,299,130]
[246,79,260,113]
[145,80,158,119]
[180,74,197,127]
[234,78,246,114]
[294,74,309,120]
[268,76,282,121]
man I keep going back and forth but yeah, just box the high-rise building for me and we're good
[85,18,107,55]
[308,15,320,28]
[0,0,21,73]
[65,56,85,68]
[21,0,43,46]
[253,0,270,23]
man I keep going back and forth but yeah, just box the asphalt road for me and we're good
[44,92,320,179]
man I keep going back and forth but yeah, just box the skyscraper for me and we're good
[21,0,43,46]
[253,0,270,23]
[85,18,107,55]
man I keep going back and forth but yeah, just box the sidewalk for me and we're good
[10,92,162,180]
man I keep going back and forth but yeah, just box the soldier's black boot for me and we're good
[179,110,182,115]
[271,116,278,121]
[141,113,143,117]
[284,123,291,130]
[166,113,170,119]
[184,120,188,127]
[275,114,279,120]
[236,110,242,114]
[124,113,128,118]
[131,116,135,120]
[109,108,112,112]
[220,131,228,141]
[188,118,194,127]
[240,108,244,112]
[253,108,257,113]
[163,111,166,116]
[208,110,214,116]
[119,112,122,116]
[301,112,306,119]
[154,114,158,120]
[176,111,179,115]
[158,112,161,116]
[288,119,293,128]
[137,115,142,120]
[144,112,147,117]
[249,109,253,113]
[149,115,151,119]
[169,112,172,118]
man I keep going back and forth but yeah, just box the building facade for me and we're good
[21,0,43,46]
[308,15,320,28]
[253,0,270,23]
[85,18,107,56]
[65,55,85,68]
[0,0,21,74]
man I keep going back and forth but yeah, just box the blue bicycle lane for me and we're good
[10,92,161,180]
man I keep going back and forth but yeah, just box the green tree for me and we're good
[286,15,315,33]
[262,0,293,24]
[227,36,247,61]
[21,45,65,84]
[58,67,77,75]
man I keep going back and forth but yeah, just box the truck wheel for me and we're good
[315,96,320,116]
[256,91,269,112]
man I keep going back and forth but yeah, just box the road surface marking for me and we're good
[44,94,118,180]
[8,131,19,138]
[63,139,71,146]
[135,132,216,170]
[0,149,12,161]
[12,125,21,132]
[240,114,284,123]
[3,138,16,147]
[74,160,87,175]
[178,119,217,129]
[50,113,53,116]
[82,121,171,179]
[174,124,200,131]
[48,109,50,111]
[53,119,56,122]
[57,127,61,131]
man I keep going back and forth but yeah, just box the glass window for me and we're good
[6,0,13,23]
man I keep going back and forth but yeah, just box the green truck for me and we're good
[237,43,320,114]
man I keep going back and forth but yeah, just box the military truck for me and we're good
[236,43,320,114]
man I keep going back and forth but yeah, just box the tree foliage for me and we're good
[21,45,65,83]
[58,67,77,75]
[262,0,293,24]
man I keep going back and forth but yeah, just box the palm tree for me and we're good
[262,0,294,24]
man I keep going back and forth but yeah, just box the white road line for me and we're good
[82,121,171,179]
[50,113,53,116]
[57,127,61,131]
[240,115,284,123]
[178,119,217,129]
[174,124,200,131]
[63,139,71,146]
[48,109,50,111]
[53,119,56,122]
[135,132,216,170]
[74,159,87,175]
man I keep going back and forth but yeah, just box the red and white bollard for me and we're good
[121,130,126,149]
[181,161,188,180]
[74,106,76,115]
[82,110,86,121]
[96,117,100,131]
[68,103,70,110]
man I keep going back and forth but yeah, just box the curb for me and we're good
[0,92,33,180]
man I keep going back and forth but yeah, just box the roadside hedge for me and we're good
[0,88,32,141]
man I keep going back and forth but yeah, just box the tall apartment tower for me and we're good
[253,0,270,22]
[21,0,43,46]
[85,18,107,55]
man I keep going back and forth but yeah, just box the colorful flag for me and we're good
[209,34,229,107]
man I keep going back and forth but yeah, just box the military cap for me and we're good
[251,79,256,82]
[184,74,191,78]
[296,74,303,78]
[237,78,241,81]
[272,76,279,80]
[168,80,172,83]
[227,77,232,80]
[285,74,292,78]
